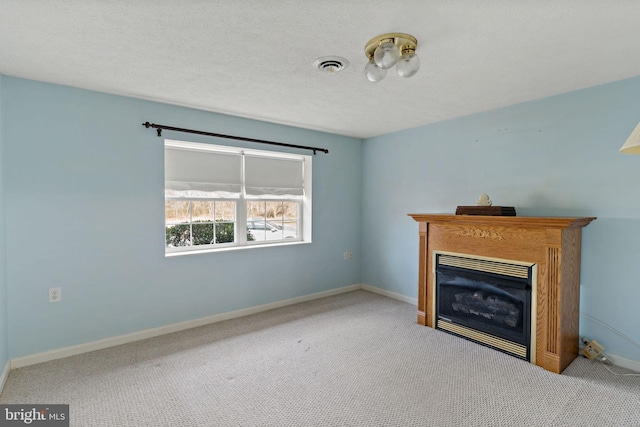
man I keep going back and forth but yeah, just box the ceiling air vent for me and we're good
[313,56,349,74]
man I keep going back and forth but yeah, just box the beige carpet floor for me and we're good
[1,290,639,426]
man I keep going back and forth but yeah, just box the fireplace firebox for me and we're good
[435,253,534,361]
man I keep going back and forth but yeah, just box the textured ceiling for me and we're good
[2,1,640,139]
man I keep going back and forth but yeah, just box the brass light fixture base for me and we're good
[364,33,418,59]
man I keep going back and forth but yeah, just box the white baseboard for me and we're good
[360,284,418,306]
[0,360,9,395]
[11,284,360,369]
[609,353,640,373]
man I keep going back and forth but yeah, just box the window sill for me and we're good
[165,240,311,257]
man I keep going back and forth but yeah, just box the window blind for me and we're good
[244,155,304,197]
[165,147,242,197]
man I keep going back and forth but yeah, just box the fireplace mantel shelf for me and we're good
[408,214,596,229]
[409,213,596,374]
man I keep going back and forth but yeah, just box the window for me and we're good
[165,200,236,247]
[164,140,311,255]
[247,201,300,242]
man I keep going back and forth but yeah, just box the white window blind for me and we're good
[165,147,242,197]
[244,155,304,197]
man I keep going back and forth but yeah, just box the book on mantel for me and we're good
[455,206,516,216]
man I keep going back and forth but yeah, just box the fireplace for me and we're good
[408,214,596,373]
[435,253,535,361]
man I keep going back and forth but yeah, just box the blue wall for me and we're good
[2,77,362,358]
[362,76,640,362]
[1,73,639,365]
[0,74,8,370]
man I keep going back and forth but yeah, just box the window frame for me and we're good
[164,139,312,256]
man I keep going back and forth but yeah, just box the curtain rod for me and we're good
[142,122,329,155]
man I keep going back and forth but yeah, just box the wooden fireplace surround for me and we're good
[408,214,596,374]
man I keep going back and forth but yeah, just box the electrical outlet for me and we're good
[581,339,604,360]
[49,287,61,303]
[343,251,353,260]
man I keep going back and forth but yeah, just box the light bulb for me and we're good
[364,59,387,82]
[396,51,420,78]
[373,41,400,69]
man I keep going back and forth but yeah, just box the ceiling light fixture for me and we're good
[364,33,419,82]
[620,122,640,154]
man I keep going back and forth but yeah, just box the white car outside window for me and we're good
[247,219,297,241]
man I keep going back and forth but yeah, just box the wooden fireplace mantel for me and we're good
[408,213,596,374]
